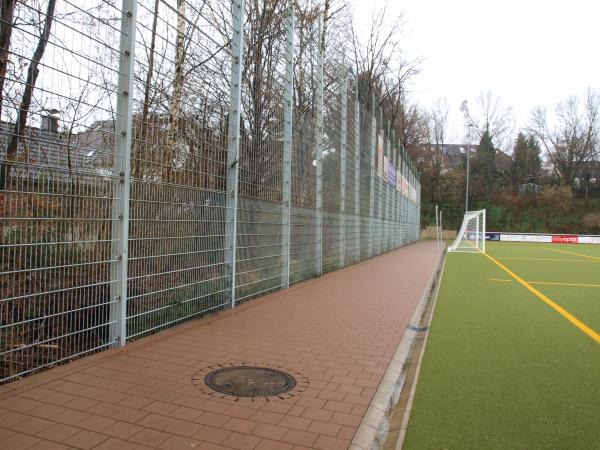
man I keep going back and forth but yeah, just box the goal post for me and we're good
[448,209,486,253]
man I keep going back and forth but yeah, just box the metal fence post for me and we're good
[354,79,360,262]
[394,133,400,248]
[339,72,347,268]
[401,148,405,246]
[281,0,293,288]
[404,150,409,243]
[384,120,390,252]
[390,128,398,249]
[315,16,324,276]
[226,0,245,308]
[377,107,384,255]
[418,182,422,241]
[110,0,137,348]
[410,163,415,240]
[368,94,376,258]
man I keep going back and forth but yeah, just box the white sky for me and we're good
[351,0,600,147]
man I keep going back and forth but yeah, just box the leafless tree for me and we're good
[529,89,599,186]
[348,2,425,150]
[460,90,514,150]
[429,98,448,170]
[0,0,16,121]
[0,0,56,190]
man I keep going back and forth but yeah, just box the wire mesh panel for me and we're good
[359,104,371,259]
[234,0,287,304]
[289,13,319,285]
[126,0,232,340]
[0,1,127,381]
[321,83,342,273]
[344,89,359,265]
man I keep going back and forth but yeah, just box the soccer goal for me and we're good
[448,209,486,253]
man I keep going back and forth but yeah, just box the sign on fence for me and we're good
[486,232,600,245]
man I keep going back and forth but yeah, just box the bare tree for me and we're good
[0,0,56,190]
[460,90,514,151]
[0,0,16,121]
[430,98,448,162]
[529,89,599,186]
[393,97,429,149]
[348,2,425,149]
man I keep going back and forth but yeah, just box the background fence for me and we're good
[0,0,420,383]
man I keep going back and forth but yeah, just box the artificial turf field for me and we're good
[403,242,600,450]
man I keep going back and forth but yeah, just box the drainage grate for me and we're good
[203,366,297,398]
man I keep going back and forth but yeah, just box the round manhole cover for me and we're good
[204,366,297,398]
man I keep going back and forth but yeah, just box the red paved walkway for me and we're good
[0,241,442,450]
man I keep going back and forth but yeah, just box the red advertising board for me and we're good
[551,235,579,244]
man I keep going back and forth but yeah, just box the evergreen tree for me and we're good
[526,135,542,183]
[512,132,529,185]
[512,133,542,186]
[473,130,496,197]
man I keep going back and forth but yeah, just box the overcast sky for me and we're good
[351,0,600,147]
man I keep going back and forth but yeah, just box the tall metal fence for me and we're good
[0,0,421,383]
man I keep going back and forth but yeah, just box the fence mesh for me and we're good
[0,0,421,383]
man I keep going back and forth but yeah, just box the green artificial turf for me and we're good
[402,242,600,450]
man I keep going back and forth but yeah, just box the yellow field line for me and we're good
[529,281,600,288]
[491,278,600,288]
[496,257,599,263]
[483,253,600,345]
[544,247,600,261]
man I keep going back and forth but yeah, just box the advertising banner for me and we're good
[485,232,501,241]
[387,160,396,187]
[579,236,600,244]
[402,176,409,196]
[499,234,552,243]
[383,156,389,182]
[489,232,600,245]
[551,235,579,244]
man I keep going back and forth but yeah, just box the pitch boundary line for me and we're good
[530,281,600,288]
[484,253,600,345]
[497,257,599,263]
[490,278,600,288]
[544,247,600,261]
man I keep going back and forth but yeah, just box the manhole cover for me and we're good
[204,366,297,397]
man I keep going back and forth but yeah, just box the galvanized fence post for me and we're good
[377,107,384,255]
[339,72,347,268]
[281,0,293,288]
[315,16,324,276]
[404,155,411,242]
[368,94,376,258]
[400,148,405,246]
[226,0,245,308]
[418,181,422,240]
[354,80,360,262]
[384,120,390,252]
[390,129,398,249]
[110,0,137,348]
[394,138,399,248]
[410,164,415,240]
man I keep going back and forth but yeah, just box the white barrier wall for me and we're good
[486,232,600,245]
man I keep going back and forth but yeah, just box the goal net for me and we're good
[448,209,486,253]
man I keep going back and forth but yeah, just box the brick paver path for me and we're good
[0,241,442,450]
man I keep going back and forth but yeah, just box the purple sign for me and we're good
[386,160,396,186]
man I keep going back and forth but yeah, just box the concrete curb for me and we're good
[394,250,448,449]
[350,248,447,450]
